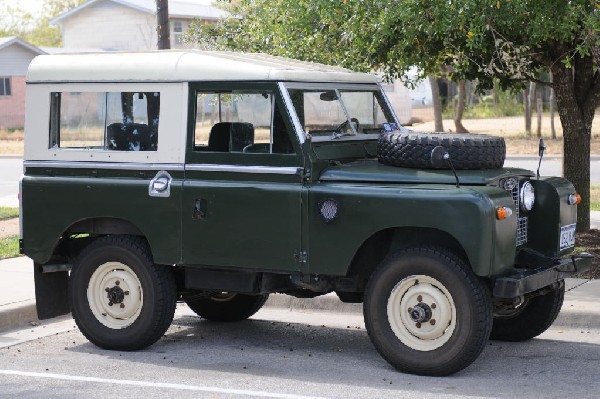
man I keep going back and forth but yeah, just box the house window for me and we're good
[0,77,11,96]
[49,91,160,151]
[173,21,184,45]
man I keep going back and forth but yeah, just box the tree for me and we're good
[188,0,600,231]
[0,0,86,47]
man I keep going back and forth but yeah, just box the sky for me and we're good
[12,0,45,16]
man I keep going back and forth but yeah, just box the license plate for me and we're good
[559,223,576,250]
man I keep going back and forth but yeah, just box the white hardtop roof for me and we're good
[26,50,380,84]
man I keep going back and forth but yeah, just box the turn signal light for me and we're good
[496,206,513,220]
[568,193,581,205]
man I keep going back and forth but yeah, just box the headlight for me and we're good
[519,181,535,211]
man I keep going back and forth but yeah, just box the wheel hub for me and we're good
[410,303,432,323]
[105,283,127,306]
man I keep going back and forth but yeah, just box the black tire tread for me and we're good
[71,235,177,351]
[490,283,564,342]
[378,131,506,170]
[364,246,492,376]
[182,292,269,322]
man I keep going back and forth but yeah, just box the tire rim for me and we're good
[387,275,456,351]
[87,262,143,329]
[493,298,529,319]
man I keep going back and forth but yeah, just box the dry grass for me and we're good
[0,129,24,154]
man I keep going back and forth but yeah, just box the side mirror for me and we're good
[537,138,546,179]
[539,138,546,157]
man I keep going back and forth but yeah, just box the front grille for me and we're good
[501,178,528,246]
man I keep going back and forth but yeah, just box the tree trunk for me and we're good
[527,81,536,134]
[156,0,170,49]
[536,96,543,138]
[429,76,444,132]
[552,65,597,232]
[549,86,556,139]
[523,86,531,133]
[454,80,469,133]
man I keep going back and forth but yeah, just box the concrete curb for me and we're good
[0,299,38,331]
[0,154,23,159]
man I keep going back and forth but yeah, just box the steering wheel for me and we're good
[336,118,360,134]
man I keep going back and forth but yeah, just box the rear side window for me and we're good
[49,92,160,151]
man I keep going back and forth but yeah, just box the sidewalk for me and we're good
[1,256,599,332]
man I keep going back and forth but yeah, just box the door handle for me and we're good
[148,170,172,197]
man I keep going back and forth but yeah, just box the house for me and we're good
[50,0,229,51]
[0,37,46,129]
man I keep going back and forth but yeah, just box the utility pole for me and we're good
[156,0,170,49]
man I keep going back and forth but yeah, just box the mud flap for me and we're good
[34,262,70,319]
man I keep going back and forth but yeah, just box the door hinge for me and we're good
[298,167,311,181]
[294,250,308,264]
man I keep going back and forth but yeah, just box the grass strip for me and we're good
[0,207,19,221]
[0,235,19,260]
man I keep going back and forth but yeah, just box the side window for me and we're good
[49,91,160,151]
[194,91,294,154]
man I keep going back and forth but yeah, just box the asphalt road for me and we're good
[0,306,599,399]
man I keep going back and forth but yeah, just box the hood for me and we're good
[318,159,534,185]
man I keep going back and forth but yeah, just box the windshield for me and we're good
[284,85,400,140]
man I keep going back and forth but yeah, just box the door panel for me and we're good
[183,82,304,272]
[182,171,302,271]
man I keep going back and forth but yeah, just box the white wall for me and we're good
[61,1,157,50]
[0,44,38,75]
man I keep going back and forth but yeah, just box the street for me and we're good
[0,305,599,398]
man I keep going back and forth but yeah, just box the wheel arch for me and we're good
[48,217,150,264]
[345,226,470,291]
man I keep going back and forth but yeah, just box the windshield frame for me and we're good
[279,82,403,144]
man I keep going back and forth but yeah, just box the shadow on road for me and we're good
[65,314,600,397]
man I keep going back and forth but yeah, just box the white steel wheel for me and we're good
[363,247,492,376]
[71,236,177,351]
[87,262,143,329]
[387,275,456,351]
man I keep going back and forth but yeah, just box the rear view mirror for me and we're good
[319,91,338,102]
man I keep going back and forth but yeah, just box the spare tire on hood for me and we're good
[378,131,506,170]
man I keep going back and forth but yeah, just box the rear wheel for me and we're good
[490,282,564,342]
[182,291,269,322]
[70,235,177,350]
[363,247,492,376]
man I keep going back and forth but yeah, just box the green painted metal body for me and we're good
[21,80,578,285]
[22,168,183,266]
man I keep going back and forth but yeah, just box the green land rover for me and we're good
[21,50,591,376]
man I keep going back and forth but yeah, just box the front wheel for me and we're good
[364,247,492,376]
[70,236,177,351]
[182,291,269,322]
[490,282,565,342]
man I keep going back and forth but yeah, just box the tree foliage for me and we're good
[189,0,597,86]
[188,0,599,231]
[0,0,86,47]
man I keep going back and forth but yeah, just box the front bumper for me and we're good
[493,252,593,298]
